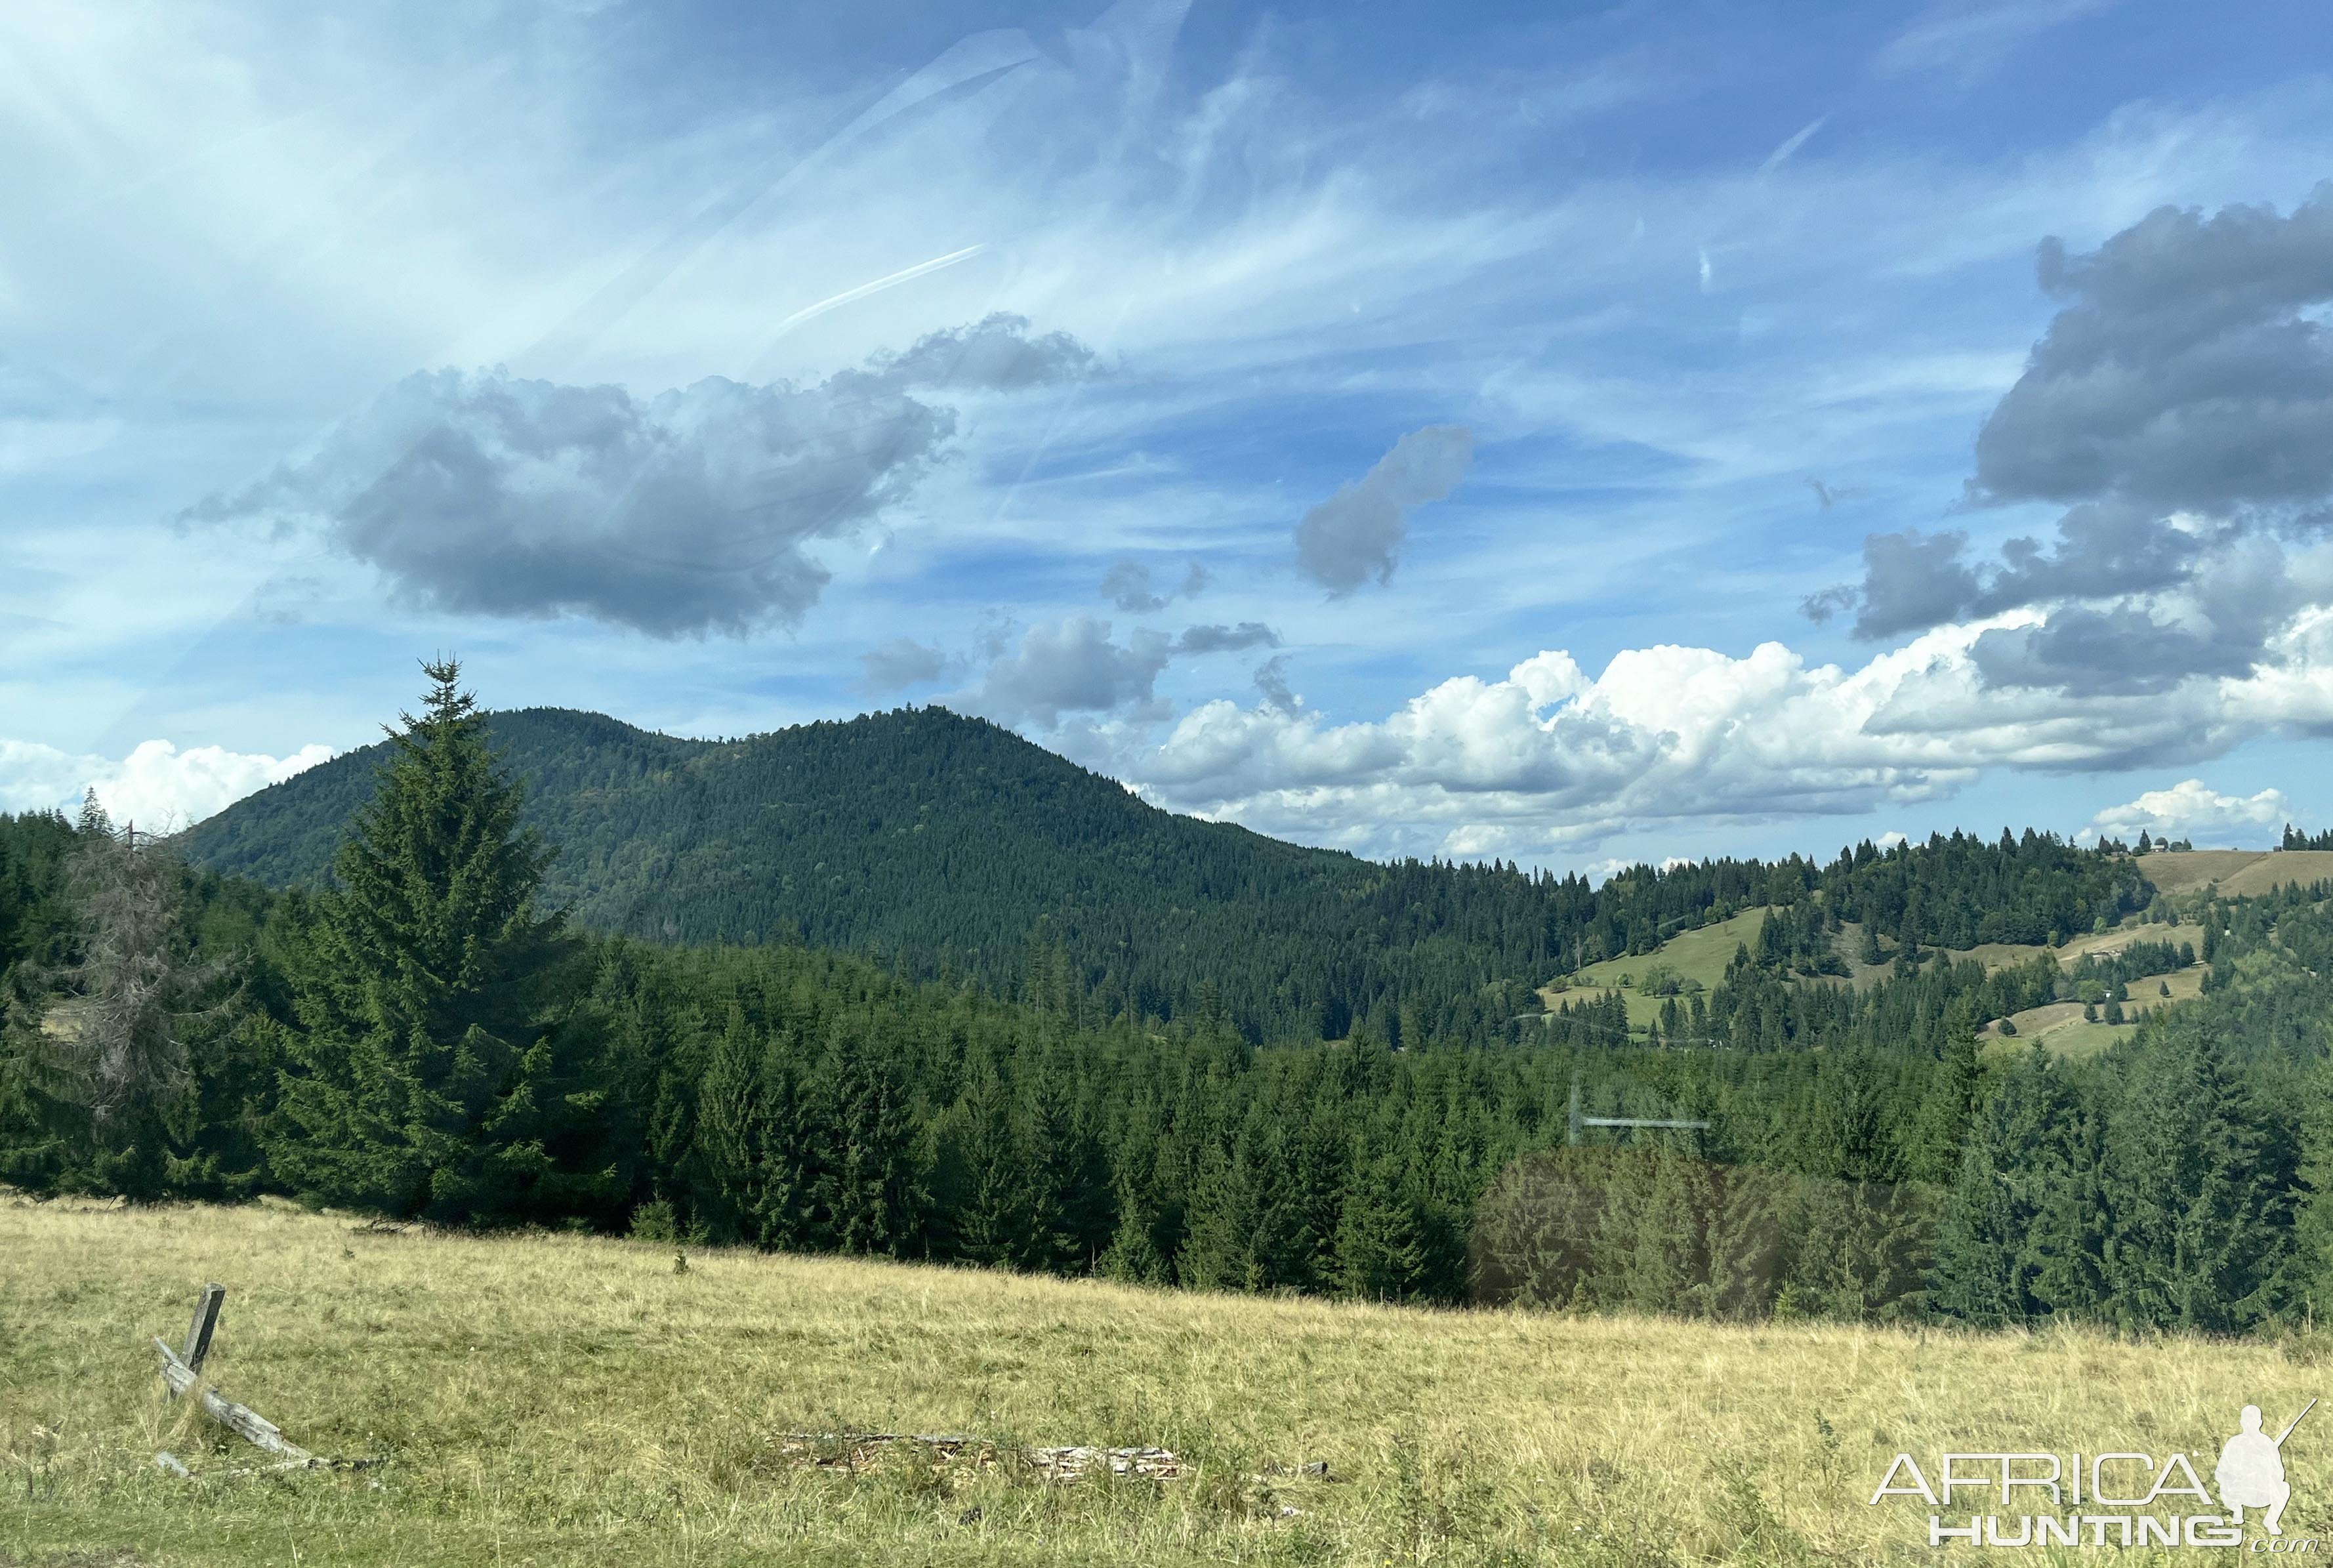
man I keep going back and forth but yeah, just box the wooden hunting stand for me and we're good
[1565,1075,1711,1147]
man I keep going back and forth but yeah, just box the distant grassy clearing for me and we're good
[1978,963,2206,1059]
[2137,848,2333,897]
[1546,894,2210,1041]
[1956,919,2188,976]
[7,1197,2331,1566]
[1542,908,1771,1027]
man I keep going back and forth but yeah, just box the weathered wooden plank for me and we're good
[1030,1445,1184,1480]
[180,1283,225,1374]
[155,1336,196,1397]
[772,1431,1184,1481]
[154,1336,313,1462]
[200,1386,310,1461]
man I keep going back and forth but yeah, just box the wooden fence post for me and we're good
[153,1283,321,1472]
[180,1283,224,1376]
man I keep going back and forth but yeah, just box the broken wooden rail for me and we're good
[152,1282,375,1479]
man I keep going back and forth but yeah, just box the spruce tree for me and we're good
[1932,1045,2066,1324]
[2289,1052,2333,1319]
[692,1003,777,1244]
[806,1018,923,1255]
[1334,1147,1428,1302]
[268,659,596,1223]
[2101,1023,2294,1331]
[940,1047,1029,1267]
[1098,1168,1168,1284]
[1178,1138,1263,1290]
[1905,1025,1985,1186]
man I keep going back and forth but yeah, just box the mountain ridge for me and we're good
[182,704,1559,1042]
[177,702,2153,1045]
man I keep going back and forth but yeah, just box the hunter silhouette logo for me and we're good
[1868,1397,2319,1549]
[2218,1399,2313,1536]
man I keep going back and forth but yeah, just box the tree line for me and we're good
[7,662,2332,1332]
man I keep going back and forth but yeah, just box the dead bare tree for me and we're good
[22,793,235,1183]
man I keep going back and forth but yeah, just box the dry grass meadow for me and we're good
[7,1195,2333,1567]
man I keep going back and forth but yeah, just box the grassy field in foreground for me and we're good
[7,1198,2333,1567]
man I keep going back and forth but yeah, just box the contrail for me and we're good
[1758,115,1827,176]
[756,244,987,349]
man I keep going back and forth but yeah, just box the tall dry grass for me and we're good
[3,1192,2326,1565]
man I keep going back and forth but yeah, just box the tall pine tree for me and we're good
[268,659,606,1224]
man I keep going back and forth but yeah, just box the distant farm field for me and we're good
[6,1197,2332,1566]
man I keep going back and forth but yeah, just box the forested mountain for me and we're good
[180,703,2147,1044]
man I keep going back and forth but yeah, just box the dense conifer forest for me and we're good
[180,701,2147,1047]
[7,664,2333,1332]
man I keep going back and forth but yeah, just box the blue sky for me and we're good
[5,0,2333,875]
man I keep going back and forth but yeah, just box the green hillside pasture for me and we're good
[1979,1002,2135,1062]
[1977,962,2204,1059]
[1542,907,1772,1029]
[1954,919,2181,975]
[1544,901,2204,1041]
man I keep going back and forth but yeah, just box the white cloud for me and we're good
[2089,779,2290,843]
[1121,602,2333,859]
[0,735,331,829]
[0,739,98,816]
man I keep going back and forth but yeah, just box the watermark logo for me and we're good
[1867,1399,2316,1550]
[2219,1401,2311,1537]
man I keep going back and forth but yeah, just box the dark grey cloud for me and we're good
[859,312,1101,394]
[1976,501,2204,605]
[1099,562,1162,612]
[1099,559,1207,613]
[1806,189,2333,695]
[1821,528,1980,640]
[857,637,950,693]
[1294,424,1473,596]
[1972,184,2333,514]
[1171,621,1280,655]
[184,317,1095,638]
[956,615,1171,728]
[1253,655,1299,714]
[1965,529,2303,696]
[1817,505,2210,642]
[1968,607,2256,697]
